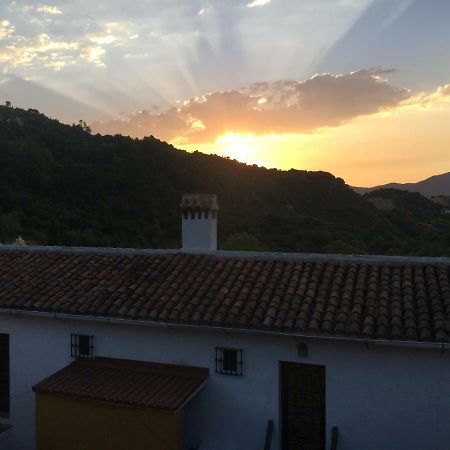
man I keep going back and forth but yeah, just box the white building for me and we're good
[0,194,450,450]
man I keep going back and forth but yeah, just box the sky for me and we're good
[1,0,450,186]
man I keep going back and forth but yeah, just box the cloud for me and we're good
[0,32,79,70]
[10,1,62,15]
[0,20,15,39]
[80,46,106,66]
[434,84,450,99]
[36,5,63,15]
[400,83,450,113]
[246,0,272,7]
[91,68,412,143]
[0,21,79,71]
[87,22,123,45]
[11,3,63,19]
[0,18,138,71]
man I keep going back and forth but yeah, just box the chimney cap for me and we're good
[180,194,219,211]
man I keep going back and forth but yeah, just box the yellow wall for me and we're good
[35,392,183,450]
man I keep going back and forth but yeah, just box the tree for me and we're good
[78,120,92,134]
[222,232,261,251]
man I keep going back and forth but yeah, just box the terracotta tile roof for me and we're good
[1,247,450,343]
[33,357,209,411]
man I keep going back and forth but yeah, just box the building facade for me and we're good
[0,194,449,450]
[1,311,450,450]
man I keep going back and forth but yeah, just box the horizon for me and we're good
[1,0,450,186]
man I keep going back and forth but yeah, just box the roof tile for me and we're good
[33,357,208,411]
[0,248,450,342]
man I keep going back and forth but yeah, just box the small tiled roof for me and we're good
[1,246,450,343]
[33,357,208,411]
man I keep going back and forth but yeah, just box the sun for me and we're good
[215,133,266,167]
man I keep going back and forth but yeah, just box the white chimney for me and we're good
[180,194,219,251]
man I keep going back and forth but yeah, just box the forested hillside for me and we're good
[1,105,450,256]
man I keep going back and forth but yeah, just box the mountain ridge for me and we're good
[1,104,450,256]
[354,172,450,197]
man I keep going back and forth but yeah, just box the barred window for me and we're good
[215,347,243,376]
[71,334,94,358]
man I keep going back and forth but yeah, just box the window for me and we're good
[71,334,94,358]
[215,347,243,376]
[0,334,9,417]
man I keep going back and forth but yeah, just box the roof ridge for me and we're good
[0,244,449,265]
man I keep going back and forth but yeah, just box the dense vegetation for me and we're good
[1,105,450,256]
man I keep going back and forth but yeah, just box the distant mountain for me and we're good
[354,172,450,197]
[1,105,450,256]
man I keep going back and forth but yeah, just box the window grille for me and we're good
[71,334,94,358]
[215,347,243,376]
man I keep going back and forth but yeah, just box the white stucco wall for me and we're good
[0,313,450,450]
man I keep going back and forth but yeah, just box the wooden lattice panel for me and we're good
[281,362,326,450]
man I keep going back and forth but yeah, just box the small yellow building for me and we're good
[33,357,208,450]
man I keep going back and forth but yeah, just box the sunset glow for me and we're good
[179,88,450,187]
[214,133,269,167]
[1,0,450,186]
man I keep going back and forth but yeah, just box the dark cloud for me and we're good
[91,69,412,142]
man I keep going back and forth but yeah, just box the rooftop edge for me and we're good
[0,244,449,265]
